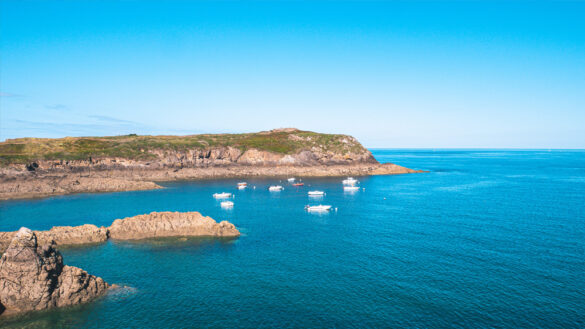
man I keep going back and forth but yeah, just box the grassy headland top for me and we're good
[0,129,368,165]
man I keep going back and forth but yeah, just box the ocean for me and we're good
[0,149,584,328]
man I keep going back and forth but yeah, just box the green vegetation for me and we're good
[0,129,367,165]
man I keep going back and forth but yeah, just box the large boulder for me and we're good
[108,211,240,240]
[0,227,109,316]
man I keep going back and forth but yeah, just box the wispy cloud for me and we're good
[88,115,138,124]
[1,117,202,141]
[45,104,70,111]
[0,92,23,97]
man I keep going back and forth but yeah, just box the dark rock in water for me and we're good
[0,227,109,316]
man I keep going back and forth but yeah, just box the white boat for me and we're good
[308,191,325,196]
[343,186,360,191]
[268,185,284,191]
[220,201,234,208]
[287,178,296,182]
[342,177,359,185]
[213,192,232,199]
[305,205,332,212]
[237,182,247,190]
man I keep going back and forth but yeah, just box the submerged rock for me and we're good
[0,228,109,316]
[0,224,109,254]
[108,211,240,240]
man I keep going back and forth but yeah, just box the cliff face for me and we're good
[0,128,378,174]
[0,129,423,200]
[0,228,109,316]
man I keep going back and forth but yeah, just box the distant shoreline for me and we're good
[0,163,424,201]
[0,129,426,200]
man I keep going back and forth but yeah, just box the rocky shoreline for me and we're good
[0,129,424,200]
[0,211,240,253]
[0,163,421,200]
[0,212,239,317]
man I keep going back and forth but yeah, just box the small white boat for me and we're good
[268,185,284,191]
[237,182,247,190]
[342,177,359,185]
[220,201,234,208]
[287,178,296,182]
[308,191,325,196]
[213,192,232,199]
[343,186,360,192]
[305,205,332,212]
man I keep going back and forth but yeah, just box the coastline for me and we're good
[0,163,424,201]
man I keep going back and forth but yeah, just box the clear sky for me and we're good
[1,1,584,148]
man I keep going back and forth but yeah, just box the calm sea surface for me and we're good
[0,150,584,328]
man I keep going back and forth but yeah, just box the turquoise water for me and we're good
[1,150,584,328]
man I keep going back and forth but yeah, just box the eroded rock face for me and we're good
[109,211,240,240]
[0,224,109,254]
[0,228,109,316]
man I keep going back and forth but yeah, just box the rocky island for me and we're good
[0,228,110,317]
[108,211,240,240]
[0,128,421,200]
[0,212,240,253]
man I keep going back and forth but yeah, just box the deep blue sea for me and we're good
[1,150,584,328]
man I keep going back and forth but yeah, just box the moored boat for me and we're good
[287,178,296,182]
[213,192,233,199]
[308,191,325,196]
[293,183,304,186]
[305,205,332,212]
[220,201,234,208]
[268,185,284,191]
[342,177,358,185]
[343,186,360,191]
[237,182,247,190]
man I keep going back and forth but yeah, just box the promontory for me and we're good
[0,128,422,200]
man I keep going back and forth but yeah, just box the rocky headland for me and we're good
[0,128,423,200]
[0,212,240,253]
[0,228,110,317]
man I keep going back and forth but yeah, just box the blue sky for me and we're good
[1,0,584,148]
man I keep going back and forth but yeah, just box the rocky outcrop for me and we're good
[0,228,109,316]
[0,213,239,253]
[108,211,240,240]
[0,224,108,254]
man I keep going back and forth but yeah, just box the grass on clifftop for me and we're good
[0,129,367,165]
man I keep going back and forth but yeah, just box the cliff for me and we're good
[0,128,377,171]
[0,128,422,200]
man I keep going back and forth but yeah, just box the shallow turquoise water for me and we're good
[0,150,584,328]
